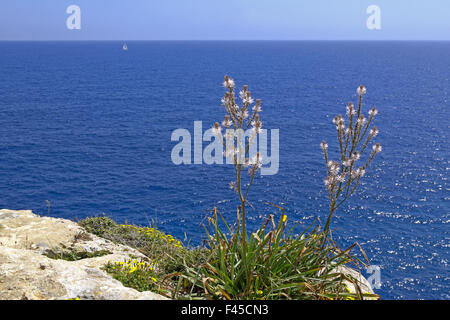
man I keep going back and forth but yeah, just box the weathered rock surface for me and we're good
[335,265,376,298]
[0,209,167,300]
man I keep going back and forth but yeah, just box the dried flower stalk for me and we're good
[321,85,382,233]
[213,75,263,245]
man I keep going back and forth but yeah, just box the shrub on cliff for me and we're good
[79,215,208,292]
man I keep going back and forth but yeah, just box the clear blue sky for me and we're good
[1,0,449,40]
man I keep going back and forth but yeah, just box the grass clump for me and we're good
[44,249,111,261]
[176,209,377,300]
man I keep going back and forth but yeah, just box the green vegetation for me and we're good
[78,214,378,300]
[178,210,376,300]
[44,248,111,261]
[79,215,208,276]
[103,259,161,293]
[79,215,210,296]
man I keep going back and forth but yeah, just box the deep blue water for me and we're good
[0,41,448,299]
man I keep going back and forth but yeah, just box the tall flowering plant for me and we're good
[321,85,382,233]
[178,78,381,300]
[213,75,263,246]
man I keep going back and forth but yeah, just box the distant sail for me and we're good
[122,43,128,51]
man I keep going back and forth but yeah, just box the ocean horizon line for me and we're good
[2,39,450,42]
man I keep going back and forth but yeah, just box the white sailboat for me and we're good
[122,42,128,51]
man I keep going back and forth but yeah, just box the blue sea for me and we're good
[0,41,448,300]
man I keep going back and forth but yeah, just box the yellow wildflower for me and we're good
[129,266,138,273]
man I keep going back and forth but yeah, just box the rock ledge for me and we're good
[0,209,167,300]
